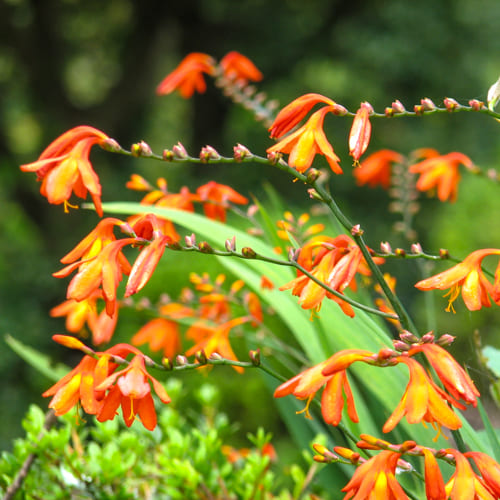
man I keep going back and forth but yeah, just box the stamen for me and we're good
[444,285,460,313]
[295,394,314,419]
[63,200,79,213]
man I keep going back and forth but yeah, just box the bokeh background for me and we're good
[1,0,500,451]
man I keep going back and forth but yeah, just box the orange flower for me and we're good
[422,448,446,500]
[445,449,497,499]
[382,357,462,435]
[354,149,404,189]
[267,107,342,174]
[409,343,479,406]
[465,451,500,497]
[97,353,170,431]
[274,350,373,425]
[349,102,373,163]
[196,181,248,222]
[20,126,109,216]
[341,450,409,499]
[131,317,182,359]
[268,93,336,139]
[409,152,474,202]
[219,51,263,83]
[156,52,216,98]
[415,249,500,312]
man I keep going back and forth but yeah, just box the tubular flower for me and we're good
[20,126,109,216]
[185,316,251,373]
[196,181,248,222]
[275,350,374,426]
[409,343,479,406]
[267,107,342,174]
[382,357,463,435]
[156,52,216,98]
[465,451,500,497]
[408,152,474,202]
[97,353,170,431]
[354,149,404,189]
[415,248,500,312]
[219,51,263,83]
[349,102,373,164]
[269,93,337,139]
[445,449,497,500]
[341,450,409,500]
[131,317,182,359]
[422,448,447,500]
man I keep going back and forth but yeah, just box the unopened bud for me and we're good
[393,340,410,352]
[267,151,281,164]
[306,168,321,183]
[414,104,424,115]
[332,103,348,116]
[100,138,122,153]
[131,140,153,157]
[307,188,322,201]
[163,149,174,161]
[242,247,257,259]
[287,247,300,262]
[233,143,252,162]
[52,334,93,354]
[443,97,460,111]
[380,241,392,254]
[249,349,261,366]
[410,242,423,254]
[198,241,214,254]
[195,350,208,365]
[391,100,406,114]
[359,434,391,449]
[399,440,417,452]
[162,357,173,370]
[399,330,419,344]
[172,142,188,159]
[395,248,406,257]
[439,248,450,259]
[175,355,188,366]
[167,241,182,250]
[200,145,221,163]
[247,204,259,217]
[209,352,223,361]
[225,236,236,252]
[469,99,484,111]
[384,107,394,117]
[436,334,455,346]
[333,447,361,463]
[421,332,435,343]
[420,98,436,111]
[185,233,196,247]
[351,224,363,236]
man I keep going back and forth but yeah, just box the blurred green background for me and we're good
[1,0,500,452]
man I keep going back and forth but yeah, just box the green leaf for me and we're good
[5,334,69,382]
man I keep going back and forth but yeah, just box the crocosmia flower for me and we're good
[465,451,500,497]
[219,51,263,83]
[354,149,404,189]
[409,151,474,202]
[156,52,216,98]
[415,248,500,312]
[196,181,248,222]
[349,102,373,164]
[20,126,109,216]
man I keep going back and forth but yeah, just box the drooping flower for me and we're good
[268,93,337,139]
[421,448,447,500]
[409,343,479,406]
[354,149,404,189]
[415,248,500,312]
[20,126,110,216]
[349,102,373,164]
[341,450,409,499]
[382,356,463,435]
[196,181,248,222]
[156,52,216,98]
[274,350,373,426]
[267,107,342,174]
[97,353,170,431]
[219,51,263,84]
[445,449,497,499]
[465,451,500,497]
[408,152,474,202]
[131,317,183,359]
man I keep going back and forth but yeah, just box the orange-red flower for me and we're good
[422,448,446,500]
[465,451,500,497]
[354,149,404,189]
[131,317,183,359]
[219,51,263,84]
[20,126,109,216]
[275,350,373,426]
[349,102,373,163]
[97,353,170,430]
[341,450,409,499]
[267,107,342,174]
[156,52,216,98]
[382,357,462,435]
[445,449,497,499]
[196,181,248,222]
[415,248,500,312]
[268,93,337,139]
[409,152,474,202]
[409,343,479,406]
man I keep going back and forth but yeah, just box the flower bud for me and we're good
[172,142,188,159]
[198,241,214,254]
[242,246,257,258]
[420,98,436,111]
[413,104,424,115]
[267,151,281,164]
[333,447,361,463]
[287,248,300,262]
[350,224,363,236]
[307,188,322,201]
[306,168,321,183]
[421,332,435,343]
[399,440,417,453]
[185,233,196,247]
[225,236,236,252]
[393,340,410,352]
[399,330,419,344]
[384,107,394,117]
[131,140,153,157]
[410,242,423,254]
[439,248,450,259]
[468,99,484,111]
[209,352,223,361]
[249,349,261,366]
[162,357,173,370]
[391,100,406,114]
[163,149,174,161]
[195,350,208,365]
[394,248,406,257]
[332,103,348,116]
[436,334,455,347]
[53,334,93,354]
[380,241,392,254]
[233,143,252,162]
[100,138,122,152]
[200,145,221,163]
[443,97,460,111]
[175,355,188,366]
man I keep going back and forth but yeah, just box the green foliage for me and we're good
[0,383,327,500]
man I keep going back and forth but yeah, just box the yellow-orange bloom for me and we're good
[445,449,497,499]
[131,317,182,359]
[219,51,263,84]
[96,353,170,431]
[422,448,446,500]
[465,451,500,497]
[354,149,404,189]
[409,151,474,202]
[20,126,109,216]
[267,107,342,174]
[341,450,409,499]
[382,357,462,435]
[349,102,373,163]
[409,343,479,406]
[415,248,500,312]
[156,52,216,98]
[196,181,248,222]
